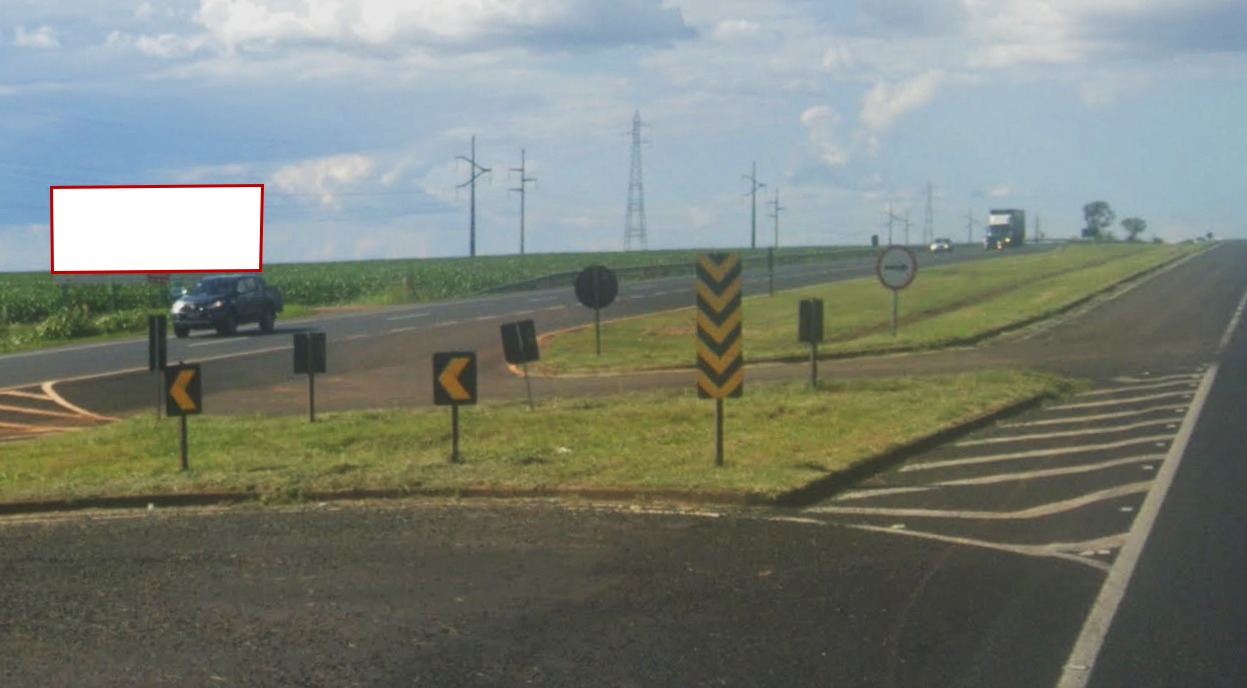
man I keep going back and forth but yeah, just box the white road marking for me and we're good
[512,310,536,317]
[1217,287,1247,355]
[385,312,430,321]
[901,435,1175,472]
[805,481,1150,520]
[1111,373,1203,384]
[188,338,247,348]
[1049,390,1193,411]
[343,334,370,341]
[39,381,117,422]
[540,305,565,312]
[847,524,1121,572]
[832,487,933,501]
[528,296,558,304]
[474,315,494,322]
[0,390,52,401]
[1057,362,1221,688]
[956,419,1184,447]
[1001,405,1187,428]
[934,455,1166,486]
[389,326,417,334]
[0,403,83,420]
[1075,379,1199,397]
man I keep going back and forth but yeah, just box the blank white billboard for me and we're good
[50,184,264,274]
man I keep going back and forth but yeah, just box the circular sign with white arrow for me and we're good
[876,246,918,291]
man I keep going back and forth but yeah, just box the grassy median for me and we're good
[0,370,1077,505]
[537,243,1199,375]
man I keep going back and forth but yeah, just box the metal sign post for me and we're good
[696,253,744,467]
[875,246,918,337]
[501,320,540,410]
[164,361,202,472]
[433,352,478,463]
[798,298,825,388]
[293,332,327,423]
[575,265,619,356]
[148,315,167,420]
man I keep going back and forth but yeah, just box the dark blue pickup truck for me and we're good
[170,274,284,338]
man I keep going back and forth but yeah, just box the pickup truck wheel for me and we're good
[259,307,276,333]
[216,312,237,336]
[174,325,189,339]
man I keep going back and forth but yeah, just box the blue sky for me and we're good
[2,0,1245,270]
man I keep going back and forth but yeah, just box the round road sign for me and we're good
[575,265,619,309]
[876,246,918,291]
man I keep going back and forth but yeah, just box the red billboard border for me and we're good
[49,183,265,275]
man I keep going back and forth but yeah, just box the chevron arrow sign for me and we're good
[696,252,743,399]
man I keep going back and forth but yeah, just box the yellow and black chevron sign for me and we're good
[696,252,743,399]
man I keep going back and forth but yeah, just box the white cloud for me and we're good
[272,153,374,208]
[800,105,849,167]
[13,25,60,49]
[711,19,762,42]
[190,0,695,53]
[985,184,1012,198]
[687,206,713,231]
[860,71,943,134]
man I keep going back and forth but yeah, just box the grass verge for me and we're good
[537,243,1198,374]
[0,370,1077,506]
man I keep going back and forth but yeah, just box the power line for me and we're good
[456,135,491,258]
[509,148,536,256]
[624,110,649,251]
[743,161,765,249]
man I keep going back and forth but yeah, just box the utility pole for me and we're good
[904,209,912,246]
[965,209,977,244]
[924,181,935,244]
[743,161,765,249]
[509,148,536,255]
[624,110,649,251]
[885,204,905,245]
[457,135,491,258]
[768,187,785,248]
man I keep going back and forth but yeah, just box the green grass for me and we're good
[537,243,1198,374]
[0,370,1076,505]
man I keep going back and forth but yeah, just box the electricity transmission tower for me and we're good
[768,188,785,248]
[904,209,912,246]
[457,135,491,258]
[509,149,536,255]
[743,161,765,249]
[965,209,977,244]
[924,181,935,244]
[624,110,648,251]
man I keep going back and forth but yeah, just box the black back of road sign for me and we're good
[293,332,327,375]
[798,298,825,344]
[575,265,619,310]
[148,315,167,372]
[501,320,539,365]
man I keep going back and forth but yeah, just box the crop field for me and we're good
[0,246,856,351]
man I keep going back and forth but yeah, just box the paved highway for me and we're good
[2,242,1244,687]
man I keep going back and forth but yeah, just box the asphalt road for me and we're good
[3,242,1245,687]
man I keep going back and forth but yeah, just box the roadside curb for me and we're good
[0,392,1055,518]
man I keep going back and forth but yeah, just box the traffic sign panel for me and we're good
[696,252,743,399]
[165,363,202,416]
[575,265,619,310]
[433,352,477,406]
[876,246,918,291]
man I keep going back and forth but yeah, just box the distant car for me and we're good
[170,274,283,338]
[929,238,953,253]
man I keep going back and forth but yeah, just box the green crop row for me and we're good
[0,246,846,327]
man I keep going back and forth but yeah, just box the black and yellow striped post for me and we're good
[696,252,743,466]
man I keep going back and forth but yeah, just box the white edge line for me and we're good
[1055,361,1220,687]
[1218,287,1247,354]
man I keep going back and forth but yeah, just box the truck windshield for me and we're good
[188,280,232,297]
